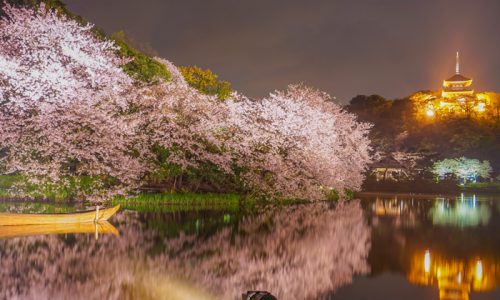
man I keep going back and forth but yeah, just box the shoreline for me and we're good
[356,191,462,199]
[2,190,499,205]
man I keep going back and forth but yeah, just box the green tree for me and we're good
[347,95,392,120]
[432,157,492,184]
[179,66,232,100]
[112,31,170,83]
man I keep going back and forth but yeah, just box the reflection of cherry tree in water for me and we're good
[0,202,370,300]
[169,201,371,299]
[0,212,145,299]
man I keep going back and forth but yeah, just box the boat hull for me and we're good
[0,221,119,238]
[0,205,120,226]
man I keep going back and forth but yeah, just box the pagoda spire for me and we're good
[455,51,460,74]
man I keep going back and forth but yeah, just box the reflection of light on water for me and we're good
[430,195,491,228]
[424,250,431,273]
[372,199,403,216]
[476,260,483,280]
[409,251,499,300]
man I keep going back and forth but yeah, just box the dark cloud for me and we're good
[64,0,500,103]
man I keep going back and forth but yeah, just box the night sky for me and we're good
[64,0,500,103]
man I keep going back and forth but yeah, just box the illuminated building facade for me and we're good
[370,156,408,181]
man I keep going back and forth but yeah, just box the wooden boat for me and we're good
[0,205,120,226]
[0,221,119,239]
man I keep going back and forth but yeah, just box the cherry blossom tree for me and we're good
[0,3,373,201]
[0,3,132,110]
[0,3,145,200]
[131,59,236,188]
[225,85,372,200]
[136,71,373,200]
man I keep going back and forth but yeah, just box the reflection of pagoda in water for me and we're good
[367,194,500,300]
[408,249,500,300]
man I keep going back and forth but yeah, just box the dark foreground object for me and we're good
[242,291,277,300]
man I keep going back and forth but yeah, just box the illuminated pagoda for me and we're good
[441,52,474,98]
[412,51,491,119]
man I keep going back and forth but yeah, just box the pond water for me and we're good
[0,194,499,300]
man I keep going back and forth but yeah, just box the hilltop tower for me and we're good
[441,52,474,98]
[412,51,491,119]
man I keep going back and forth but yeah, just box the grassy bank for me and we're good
[111,192,242,212]
[0,201,78,214]
[0,175,18,198]
[2,174,356,208]
[0,175,102,201]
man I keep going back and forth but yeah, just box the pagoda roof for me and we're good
[445,74,471,82]
[372,156,405,169]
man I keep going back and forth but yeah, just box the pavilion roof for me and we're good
[371,156,405,169]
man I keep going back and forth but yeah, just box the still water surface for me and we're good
[0,194,499,300]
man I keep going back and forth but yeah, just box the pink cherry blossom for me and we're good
[0,4,145,200]
[224,85,372,199]
[0,3,372,201]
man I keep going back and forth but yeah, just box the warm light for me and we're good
[426,109,435,117]
[424,250,431,273]
[476,260,483,280]
[439,101,447,107]
[477,103,485,112]
[409,251,497,297]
